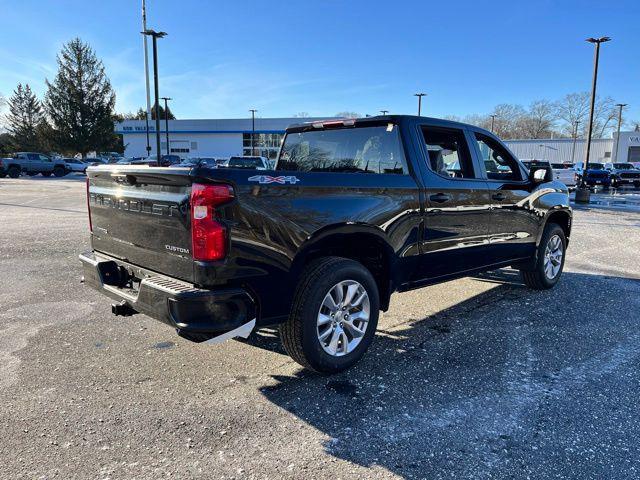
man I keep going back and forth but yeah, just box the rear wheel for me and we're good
[520,223,566,290]
[53,166,65,177]
[8,166,20,178]
[280,257,379,374]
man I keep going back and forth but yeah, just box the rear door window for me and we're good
[420,127,476,179]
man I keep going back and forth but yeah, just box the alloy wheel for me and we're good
[316,280,370,357]
[543,234,564,280]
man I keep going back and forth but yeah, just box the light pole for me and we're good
[142,29,167,161]
[570,120,580,164]
[576,36,611,203]
[380,110,389,115]
[141,0,152,156]
[490,114,497,133]
[249,109,257,156]
[613,103,627,163]
[414,93,426,116]
[160,97,172,156]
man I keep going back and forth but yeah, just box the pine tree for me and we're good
[44,38,116,157]
[133,104,176,120]
[5,83,43,151]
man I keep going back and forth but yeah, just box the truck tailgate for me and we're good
[87,167,194,282]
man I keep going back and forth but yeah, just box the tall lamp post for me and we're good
[490,114,497,133]
[576,36,611,204]
[249,109,257,156]
[142,29,167,161]
[570,120,580,165]
[414,93,426,116]
[613,103,627,163]
[160,97,172,156]
[141,0,152,156]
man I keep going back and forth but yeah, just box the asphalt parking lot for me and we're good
[1,176,639,479]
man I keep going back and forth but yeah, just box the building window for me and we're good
[191,142,198,150]
[242,133,283,158]
[604,151,611,158]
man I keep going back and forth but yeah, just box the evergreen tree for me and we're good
[133,103,176,120]
[5,83,43,151]
[44,38,116,157]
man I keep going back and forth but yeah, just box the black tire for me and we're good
[520,223,566,290]
[280,257,380,374]
[0,173,6,178]
[8,166,20,178]
[53,166,65,177]
[41,172,52,177]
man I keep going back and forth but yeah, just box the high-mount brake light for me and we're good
[190,183,234,261]
[311,119,357,129]
[86,177,93,232]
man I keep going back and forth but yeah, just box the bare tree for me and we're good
[556,92,617,138]
[335,111,361,118]
[518,99,557,138]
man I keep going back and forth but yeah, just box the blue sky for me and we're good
[1,0,639,124]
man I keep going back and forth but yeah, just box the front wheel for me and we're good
[280,257,379,374]
[520,223,566,290]
[53,166,66,177]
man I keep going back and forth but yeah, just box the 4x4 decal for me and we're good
[248,175,300,185]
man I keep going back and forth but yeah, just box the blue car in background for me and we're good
[575,162,611,188]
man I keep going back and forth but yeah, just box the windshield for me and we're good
[588,163,605,170]
[277,125,406,174]
[613,163,634,169]
[226,157,263,168]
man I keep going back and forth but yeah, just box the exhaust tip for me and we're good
[111,301,137,317]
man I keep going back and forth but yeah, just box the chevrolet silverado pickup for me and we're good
[80,115,572,373]
[2,152,70,178]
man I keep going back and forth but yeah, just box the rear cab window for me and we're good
[277,123,408,175]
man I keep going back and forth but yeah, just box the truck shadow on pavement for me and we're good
[254,269,640,479]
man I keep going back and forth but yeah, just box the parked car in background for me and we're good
[550,162,577,188]
[222,156,270,170]
[64,158,88,173]
[575,162,611,188]
[605,163,640,188]
[0,158,9,177]
[117,157,158,166]
[2,152,70,178]
[178,157,219,168]
[141,154,182,167]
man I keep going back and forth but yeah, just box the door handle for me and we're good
[429,193,451,203]
[492,192,506,201]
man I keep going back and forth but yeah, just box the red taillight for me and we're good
[190,183,234,261]
[86,177,92,232]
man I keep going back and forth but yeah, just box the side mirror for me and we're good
[529,166,551,184]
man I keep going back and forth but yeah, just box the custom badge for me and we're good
[248,175,300,185]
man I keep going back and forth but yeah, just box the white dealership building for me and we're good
[505,131,640,165]
[115,117,330,160]
[115,118,640,165]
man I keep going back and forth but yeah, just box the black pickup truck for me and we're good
[80,115,571,373]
